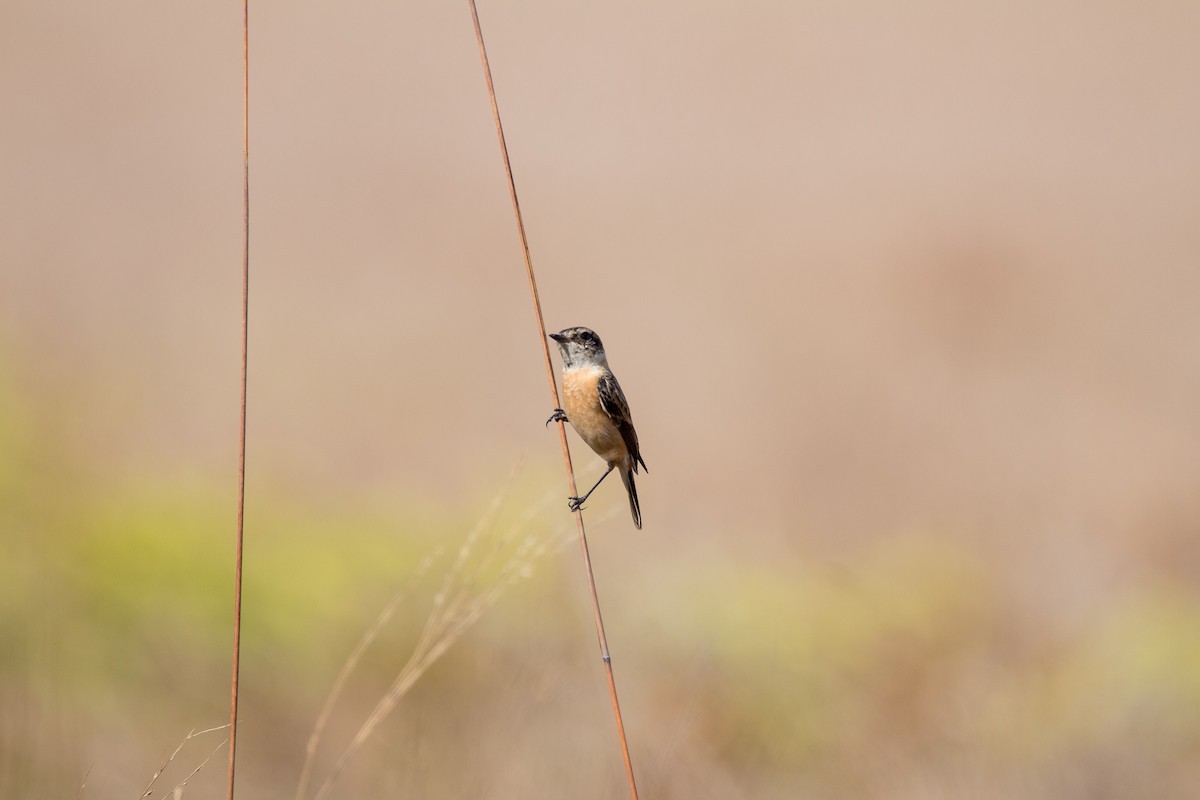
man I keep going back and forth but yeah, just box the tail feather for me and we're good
[620,467,642,530]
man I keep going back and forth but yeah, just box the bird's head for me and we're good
[549,326,607,369]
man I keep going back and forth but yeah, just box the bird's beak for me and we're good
[548,332,566,343]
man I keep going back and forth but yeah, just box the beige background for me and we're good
[2,1,1199,797]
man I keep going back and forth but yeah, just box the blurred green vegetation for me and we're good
[3,364,1200,799]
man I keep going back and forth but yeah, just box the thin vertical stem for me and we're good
[465,3,639,797]
[226,1,250,798]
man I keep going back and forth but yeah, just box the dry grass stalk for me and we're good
[297,471,598,800]
[157,735,229,800]
[78,762,94,799]
[292,552,440,800]
[139,724,230,800]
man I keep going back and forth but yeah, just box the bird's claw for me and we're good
[546,408,568,428]
[567,496,586,513]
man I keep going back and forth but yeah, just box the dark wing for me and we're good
[598,372,647,473]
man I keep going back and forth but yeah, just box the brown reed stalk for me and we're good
[226,1,250,799]
[465,2,641,797]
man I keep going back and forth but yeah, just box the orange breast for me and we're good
[562,366,627,464]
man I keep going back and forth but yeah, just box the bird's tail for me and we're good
[621,466,642,530]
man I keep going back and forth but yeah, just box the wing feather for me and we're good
[598,372,647,473]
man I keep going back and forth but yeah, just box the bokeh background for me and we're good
[3,1,1200,797]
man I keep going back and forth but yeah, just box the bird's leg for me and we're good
[545,408,568,427]
[568,465,614,512]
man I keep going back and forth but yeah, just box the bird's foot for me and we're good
[546,408,568,427]
[567,496,586,512]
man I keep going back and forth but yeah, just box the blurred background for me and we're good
[3,0,1199,797]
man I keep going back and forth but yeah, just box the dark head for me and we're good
[549,326,608,370]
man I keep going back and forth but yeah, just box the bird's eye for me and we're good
[580,331,593,342]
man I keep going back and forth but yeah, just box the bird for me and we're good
[546,326,648,529]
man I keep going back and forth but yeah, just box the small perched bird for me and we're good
[547,326,648,528]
